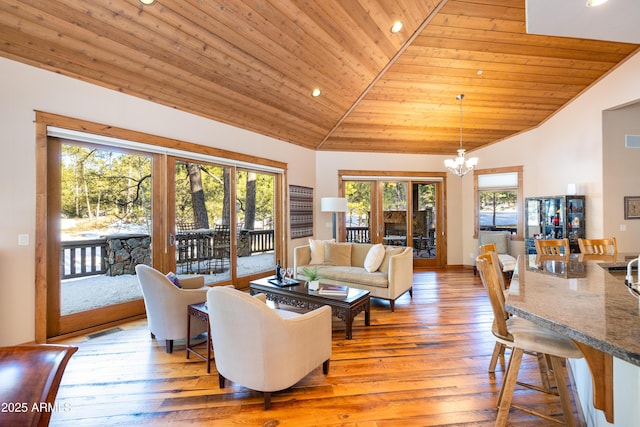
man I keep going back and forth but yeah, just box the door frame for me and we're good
[338,170,447,268]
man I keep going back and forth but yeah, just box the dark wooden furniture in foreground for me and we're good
[0,344,77,427]
[186,302,213,373]
[249,277,370,339]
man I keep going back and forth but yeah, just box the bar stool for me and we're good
[476,253,584,426]
[578,237,617,255]
[535,238,570,255]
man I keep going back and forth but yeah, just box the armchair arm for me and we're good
[387,247,413,299]
[174,286,208,302]
[253,293,267,303]
[263,305,332,390]
[179,275,205,289]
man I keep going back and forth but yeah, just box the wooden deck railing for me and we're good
[61,239,108,279]
[61,229,275,279]
[346,226,370,243]
[248,229,275,253]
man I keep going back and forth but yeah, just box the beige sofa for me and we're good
[294,241,413,311]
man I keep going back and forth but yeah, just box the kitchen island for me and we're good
[506,253,640,424]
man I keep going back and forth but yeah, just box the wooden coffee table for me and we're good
[249,277,370,339]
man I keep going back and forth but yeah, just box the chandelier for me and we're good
[444,94,478,177]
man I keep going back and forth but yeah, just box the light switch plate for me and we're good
[18,234,29,246]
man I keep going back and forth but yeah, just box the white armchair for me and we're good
[135,264,209,353]
[206,286,332,409]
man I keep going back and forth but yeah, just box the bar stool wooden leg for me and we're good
[536,352,552,392]
[550,355,576,427]
[489,342,505,373]
[496,347,524,426]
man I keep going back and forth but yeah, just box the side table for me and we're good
[186,302,213,373]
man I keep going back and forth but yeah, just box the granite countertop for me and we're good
[505,253,640,367]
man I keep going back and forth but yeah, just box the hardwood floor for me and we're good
[51,269,584,426]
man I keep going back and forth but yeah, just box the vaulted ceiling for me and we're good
[1,0,638,154]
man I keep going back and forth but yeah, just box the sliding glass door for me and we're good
[52,140,149,336]
[381,181,408,247]
[235,169,276,280]
[345,181,372,243]
[42,118,286,339]
[173,160,232,284]
[412,182,438,263]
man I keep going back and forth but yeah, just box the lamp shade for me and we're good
[321,197,348,213]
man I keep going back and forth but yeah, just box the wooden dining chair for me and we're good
[476,252,550,382]
[477,253,584,426]
[578,237,617,255]
[480,243,507,292]
[534,238,570,255]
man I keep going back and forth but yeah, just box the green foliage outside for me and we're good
[236,170,275,229]
[175,163,274,229]
[61,144,276,236]
[345,181,371,226]
[345,181,436,226]
[61,144,152,234]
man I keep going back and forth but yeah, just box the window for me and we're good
[36,112,286,339]
[474,166,523,239]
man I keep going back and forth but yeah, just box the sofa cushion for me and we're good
[350,243,373,267]
[364,244,385,272]
[315,265,388,288]
[324,242,352,266]
[309,239,333,264]
[378,247,405,274]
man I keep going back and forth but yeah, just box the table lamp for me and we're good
[321,197,348,240]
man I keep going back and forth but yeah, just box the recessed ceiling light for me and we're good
[311,88,321,97]
[139,0,156,5]
[390,21,403,34]
[586,0,608,6]
[477,69,483,76]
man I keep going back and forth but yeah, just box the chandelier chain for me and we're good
[444,93,478,177]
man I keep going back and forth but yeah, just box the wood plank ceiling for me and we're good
[1,0,638,155]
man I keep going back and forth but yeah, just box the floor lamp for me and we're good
[321,197,348,240]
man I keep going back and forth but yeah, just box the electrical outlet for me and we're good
[620,224,627,232]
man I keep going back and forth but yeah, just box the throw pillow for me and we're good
[166,271,182,288]
[364,243,385,272]
[324,242,352,266]
[378,247,405,274]
[309,239,334,264]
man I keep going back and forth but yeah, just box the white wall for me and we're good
[603,102,640,251]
